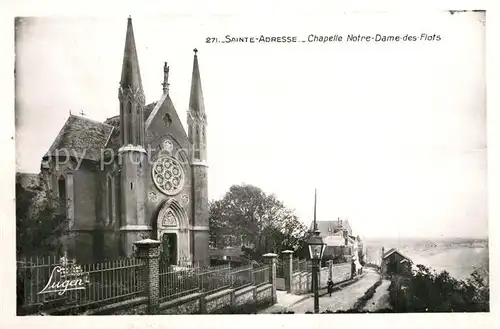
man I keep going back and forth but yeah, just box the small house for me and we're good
[380,247,412,277]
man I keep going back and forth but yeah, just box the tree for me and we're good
[209,184,307,259]
[208,199,231,248]
[16,176,68,258]
[390,264,489,312]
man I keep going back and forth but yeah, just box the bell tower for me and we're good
[187,49,209,264]
[118,17,150,256]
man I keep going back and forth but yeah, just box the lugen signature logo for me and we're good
[38,256,90,295]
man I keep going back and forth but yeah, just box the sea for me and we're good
[364,237,489,281]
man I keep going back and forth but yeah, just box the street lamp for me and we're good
[307,228,326,313]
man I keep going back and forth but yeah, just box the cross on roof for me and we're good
[80,110,86,117]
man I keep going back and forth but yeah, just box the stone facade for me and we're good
[35,18,210,264]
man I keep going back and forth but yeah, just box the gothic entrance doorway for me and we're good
[157,199,192,266]
[161,233,177,266]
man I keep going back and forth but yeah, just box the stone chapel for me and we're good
[38,17,209,265]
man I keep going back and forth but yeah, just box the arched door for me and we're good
[161,233,177,266]
[157,199,191,266]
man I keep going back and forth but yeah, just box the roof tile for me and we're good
[45,115,113,162]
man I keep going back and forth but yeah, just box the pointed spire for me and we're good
[120,17,143,92]
[189,48,205,114]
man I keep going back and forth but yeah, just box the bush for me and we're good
[389,264,489,312]
[16,180,68,258]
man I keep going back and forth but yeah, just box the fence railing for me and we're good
[292,258,299,273]
[230,265,253,289]
[19,255,274,313]
[17,256,145,312]
[291,258,308,273]
[276,263,284,278]
[252,265,269,286]
[298,259,307,272]
[159,263,268,303]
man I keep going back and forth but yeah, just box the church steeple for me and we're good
[118,16,145,147]
[188,48,209,265]
[120,17,143,92]
[117,17,150,257]
[187,48,207,162]
[189,48,205,115]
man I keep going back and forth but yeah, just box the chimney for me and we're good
[381,247,385,265]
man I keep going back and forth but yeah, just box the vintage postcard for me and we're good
[1,4,497,329]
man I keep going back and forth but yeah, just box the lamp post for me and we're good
[307,189,326,314]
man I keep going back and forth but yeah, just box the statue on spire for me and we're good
[162,62,170,94]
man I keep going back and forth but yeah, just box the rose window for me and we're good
[152,156,185,195]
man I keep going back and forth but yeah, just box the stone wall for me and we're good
[78,284,274,315]
[205,289,232,313]
[234,286,255,307]
[82,297,149,315]
[319,267,329,288]
[331,262,352,283]
[159,293,201,315]
[291,271,311,294]
[290,262,352,295]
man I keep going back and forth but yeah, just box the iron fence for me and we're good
[230,265,253,289]
[292,258,300,273]
[159,263,271,302]
[197,265,233,293]
[159,266,200,302]
[17,255,145,312]
[252,265,269,286]
[19,255,273,312]
[298,259,308,272]
[159,264,233,302]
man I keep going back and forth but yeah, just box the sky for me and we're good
[14,12,487,239]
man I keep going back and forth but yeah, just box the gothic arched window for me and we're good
[58,176,67,216]
[202,126,206,147]
[127,101,133,144]
[106,175,113,225]
[194,126,200,159]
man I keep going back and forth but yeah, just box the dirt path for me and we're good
[288,269,381,313]
[363,279,391,312]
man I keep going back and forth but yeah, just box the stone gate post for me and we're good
[134,238,161,314]
[263,253,278,304]
[282,250,293,293]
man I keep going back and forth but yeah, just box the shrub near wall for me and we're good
[388,265,489,312]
